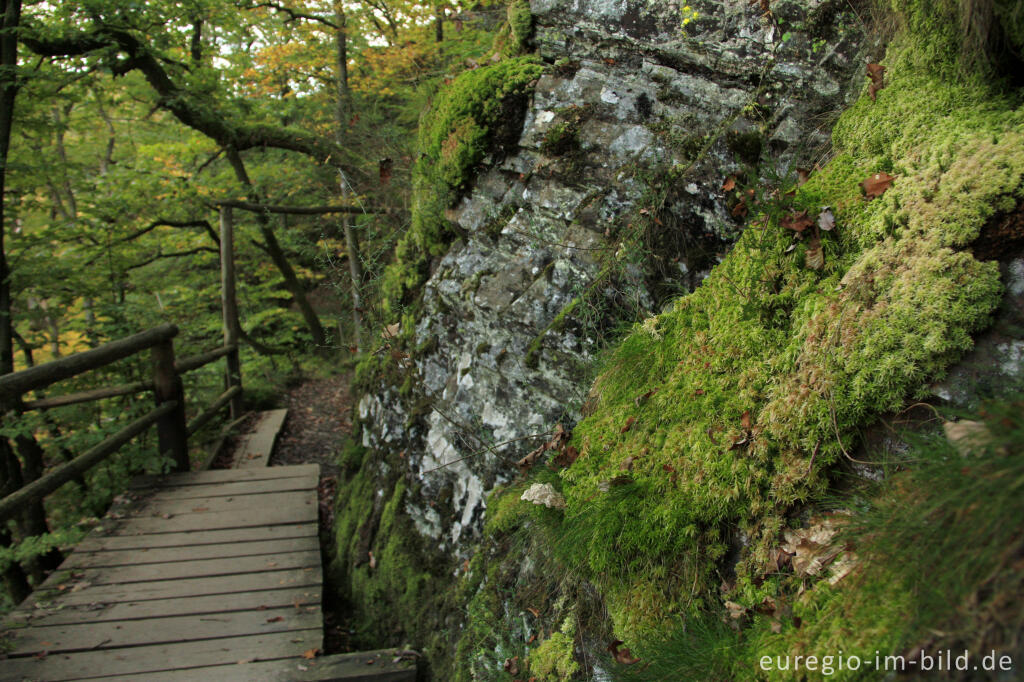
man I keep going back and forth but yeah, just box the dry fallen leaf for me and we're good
[521,483,566,509]
[943,419,995,457]
[608,640,641,665]
[860,172,895,199]
[781,210,814,233]
[796,167,812,185]
[817,207,835,231]
[527,607,540,618]
[805,236,825,270]
[866,63,886,101]
[504,656,520,675]
[722,176,737,192]
[620,416,636,433]
[303,648,319,660]
[266,615,285,623]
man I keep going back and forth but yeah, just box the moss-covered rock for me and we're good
[547,0,1021,651]
[378,57,544,318]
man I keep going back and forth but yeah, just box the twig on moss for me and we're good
[828,390,878,466]
[806,438,821,476]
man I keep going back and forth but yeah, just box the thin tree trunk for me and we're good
[331,8,364,351]
[224,149,327,348]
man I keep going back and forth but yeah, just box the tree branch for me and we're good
[124,246,218,271]
[246,1,338,29]
[214,199,376,215]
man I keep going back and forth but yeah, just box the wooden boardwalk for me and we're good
[0,464,414,681]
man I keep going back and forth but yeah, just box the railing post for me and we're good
[152,338,189,472]
[220,206,244,420]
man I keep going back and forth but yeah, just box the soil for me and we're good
[266,372,356,654]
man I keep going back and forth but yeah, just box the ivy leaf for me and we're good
[860,172,896,199]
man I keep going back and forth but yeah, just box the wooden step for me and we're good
[234,408,289,468]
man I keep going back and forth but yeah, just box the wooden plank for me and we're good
[0,630,322,681]
[97,650,418,681]
[134,474,319,501]
[95,503,316,535]
[122,490,316,519]
[74,522,317,552]
[63,537,317,569]
[52,550,320,587]
[31,566,322,607]
[130,463,318,488]
[4,604,321,657]
[234,409,289,468]
[8,587,319,627]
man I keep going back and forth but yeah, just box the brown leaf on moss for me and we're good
[796,167,812,185]
[620,416,636,433]
[740,410,752,430]
[781,209,814,233]
[860,172,895,198]
[722,175,737,192]
[866,63,886,101]
[634,389,655,407]
[504,656,520,675]
[527,607,540,618]
[731,200,749,218]
[608,640,641,665]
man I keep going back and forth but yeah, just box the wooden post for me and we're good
[151,339,189,472]
[220,206,244,419]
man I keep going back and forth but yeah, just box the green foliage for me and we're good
[528,619,579,681]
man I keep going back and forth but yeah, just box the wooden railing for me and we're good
[0,324,243,523]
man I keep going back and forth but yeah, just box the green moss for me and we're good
[508,0,533,55]
[553,21,1020,650]
[528,618,579,681]
[378,56,544,318]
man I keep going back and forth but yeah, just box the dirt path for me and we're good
[267,372,354,653]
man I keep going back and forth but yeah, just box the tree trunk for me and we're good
[224,149,327,349]
[331,9,364,352]
[0,0,34,602]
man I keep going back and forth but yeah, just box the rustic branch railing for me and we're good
[0,324,244,523]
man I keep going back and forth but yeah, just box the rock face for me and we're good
[358,0,869,551]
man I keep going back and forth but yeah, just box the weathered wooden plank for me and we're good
[97,650,418,681]
[8,586,319,627]
[134,474,319,501]
[235,409,289,468]
[0,630,322,681]
[5,604,321,657]
[63,536,317,569]
[74,522,317,552]
[31,566,322,607]
[52,550,320,588]
[95,503,316,535]
[122,490,316,519]
[130,462,318,488]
